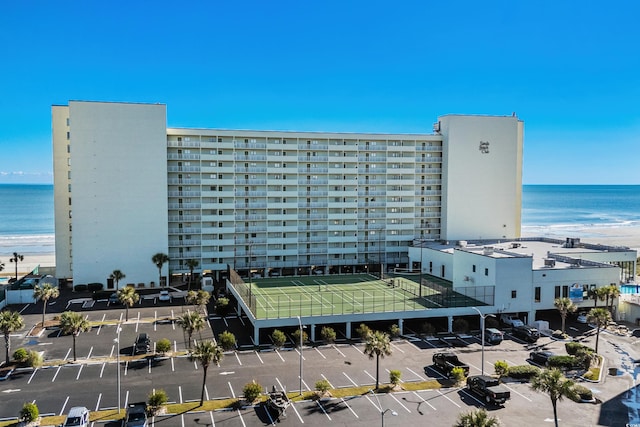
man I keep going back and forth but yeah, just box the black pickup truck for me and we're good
[432,352,470,377]
[467,375,511,405]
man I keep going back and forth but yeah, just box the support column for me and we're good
[346,321,352,339]
[253,326,260,347]
[398,319,404,335]
[311,324,316,342]
[447,316,453,333]
[237,300,242,316]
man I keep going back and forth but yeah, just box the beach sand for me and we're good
[0,253,56,278]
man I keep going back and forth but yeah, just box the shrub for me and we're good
[389,369,402,386]
[420,322,436,336]
[13,348,28,363]
[156,338,171,355]
[320,326,336,343]
[292,328,308,346]
[73,284,88,292]
[315,379,331,393]
[218,331,237,351]
[507,364,541,379]
[26,350,43,368]
[548,355,578,369]
[243,381,262,403]
[453,318,469,333]
[271,329,286,348]
[87,282,104,292]
[20,402,39,423]
[215,297,230,316]
[148,389,168,412]
[572,384,593,402]
[356,323,371,339]
[451,366,466,385]
[388,324,400,339]
[565,341,584,355]
[494,360,509,378]
[552,329,568,339]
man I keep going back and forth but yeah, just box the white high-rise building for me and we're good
[52,101,523,288]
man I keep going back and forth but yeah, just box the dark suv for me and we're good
[512,325,540,343]
[134,333,150,354]
[530,350,554,366]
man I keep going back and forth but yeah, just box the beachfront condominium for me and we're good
[52,101,523,287]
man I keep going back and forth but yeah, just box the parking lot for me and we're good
[1,299,638,426]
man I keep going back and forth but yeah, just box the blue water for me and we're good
[0,184,54,256]
[522,185,640,238]
[0,184,638,257]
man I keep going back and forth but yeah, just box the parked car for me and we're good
[108,293,120,305]
[467,375,511,405]
[512,325,540,343]
[484,328,504,344]
[530,350,555,366]
[630,329,640,338]
[500,314,524,328]
[134,333,151,354]
[576,312,588,324]
[432,352,470,377]
[63,406,90,427]
[124,402,148,427]
[158,290,171,302]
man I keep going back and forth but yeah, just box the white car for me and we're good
[500,314,524,328]
[576,312,588,323]
[158,290,171,302]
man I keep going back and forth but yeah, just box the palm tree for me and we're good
[152,253,169,288]
[454,408,502,427]
[59,311,91,361]
[0,310,24,364]
[607,284,620,312]
[554,297,576,334]
[589,287,607,308]
[0,260,4,273]
[185,259,199,291]
[587,307,611,353]
[530,368,578,427]
[177,311,205,348]
[363,330,392,389]
[9,252,24,281]
[117,286,140,322]
[33,283,60,327]
[110,270,126,291]
[189,340,224,405]
[186,290,211,315]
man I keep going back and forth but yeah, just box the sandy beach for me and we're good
[0,252,55,279]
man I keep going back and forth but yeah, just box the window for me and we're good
[484,268,489,276]
[554,286,561,298]
[534,287,541,303]
[472,265,476,273]
[562,285,569,298]
[511,290,517,299]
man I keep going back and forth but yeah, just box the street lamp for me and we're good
[114,324,122,414]
[297,316,304,395]
[370,389,398,427]
[472,307,495,376]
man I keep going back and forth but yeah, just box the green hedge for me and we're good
[548,355,580,369]
[565,341,593,355]
[572,384,593,401]
[74,284,88,292]
[507,364,541,379]
[88,283,104,292]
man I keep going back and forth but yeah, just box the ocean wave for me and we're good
[0,234,55,255]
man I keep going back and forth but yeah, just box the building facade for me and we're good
[53,101,524,287]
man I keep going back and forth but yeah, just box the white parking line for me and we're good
[124,390,129,408]
[351,344,364,354]
[76,365,84,380]
[148,358,152,374]
[28,368,38,384]
[109,345,115,358]
[235,352,242,366]
[255,351,264,364]
[437,389,461,408]
[208,411,215,427]
[52,366,62,382]
[406,367,427,381]
[363,370,376,382]
[413,390,437,411]
[289,401,305,423]
[95,393,102,411]
[179,385,183,403]
[171,357,175,372]
[63,348,71,361]
[314,347,326,359]
[59,396,70,415]
[503,383,532,401]
[315,400,331,420]
[124,361,129,376]
[118,312,123,323]
[365,394,380,411]
[343,372,358,386]
[391,343,405,354]
[264,404,276,425]
[86,346,93,360]
[19,304,30,314]
[154,312,157,332]
[340,397,359,418]
[390,393,411,412]
[275,350,285,362]
[193,360,198,370]
[205,385,210,401]
[332,344,346,357]
[99,363,106,378]
[228,382,236,398]
[238,316,245,326]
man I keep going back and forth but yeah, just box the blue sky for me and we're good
[1,1,638,184]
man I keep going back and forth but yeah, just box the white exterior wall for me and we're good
[52,106,72,278]
[67,101,168,286]
[439,115,523,241]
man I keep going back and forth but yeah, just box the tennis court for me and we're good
[228,271,491,319]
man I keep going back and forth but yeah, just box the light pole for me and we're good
[248,240,253,303]
[472,307,495,376]
[114,324,122,414]
[370,389,397,427]
[297,315,304,395]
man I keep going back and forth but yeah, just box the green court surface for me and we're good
[229,273,487,319]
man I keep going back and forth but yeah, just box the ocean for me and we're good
[0,184,639,257]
